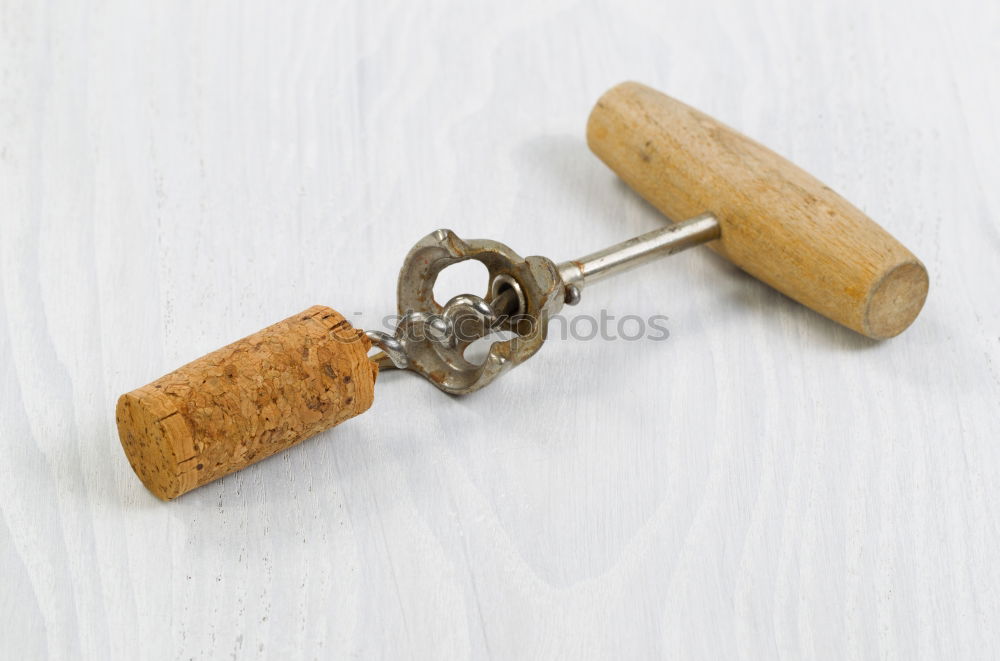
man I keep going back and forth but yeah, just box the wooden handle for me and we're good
[116,306,377,500]
[587,81,929,339]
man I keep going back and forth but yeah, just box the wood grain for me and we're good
[1,0,998,659]
[587,82,929,338]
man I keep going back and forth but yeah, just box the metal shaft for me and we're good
[557,213,721,293]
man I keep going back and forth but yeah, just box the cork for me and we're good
[116,305,377,500]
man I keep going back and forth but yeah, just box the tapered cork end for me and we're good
[116,391,197,500]
[116,306,377,500]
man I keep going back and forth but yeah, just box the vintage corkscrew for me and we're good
[116,82,929,500]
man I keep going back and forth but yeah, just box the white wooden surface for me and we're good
[1,0,998,659]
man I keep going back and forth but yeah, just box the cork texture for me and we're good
[116,305,377,500]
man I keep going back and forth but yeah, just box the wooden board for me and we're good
[1,0,997,658]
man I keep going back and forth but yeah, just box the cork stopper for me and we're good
[116,305,377,500]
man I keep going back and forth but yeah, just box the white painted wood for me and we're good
[1,0,997,658]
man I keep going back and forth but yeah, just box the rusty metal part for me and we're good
[367,229,565,394]
[368,215,720,394]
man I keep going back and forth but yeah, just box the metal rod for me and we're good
[557,213,721,292]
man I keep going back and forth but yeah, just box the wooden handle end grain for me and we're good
[587,81,929,339]
[116,306,377,500]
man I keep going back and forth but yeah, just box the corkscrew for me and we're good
[115,82,929,500]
